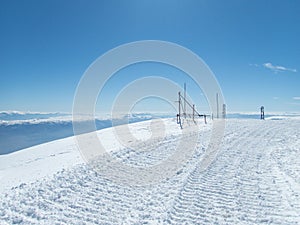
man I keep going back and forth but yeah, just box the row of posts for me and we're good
[177,91,208,126]
[177,84,264,125]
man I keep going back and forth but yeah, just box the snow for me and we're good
[0,119,182,192]
[0,117,300,224]
[0,112,172,154]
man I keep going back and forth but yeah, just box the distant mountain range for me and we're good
[0,111,172,154]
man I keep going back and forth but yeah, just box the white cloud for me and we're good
[293,97,300,100]
[249,63,260,67]
[273,97,279,100]
[263,62,297,73]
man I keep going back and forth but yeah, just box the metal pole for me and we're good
[216,93,219,119]
[192,104,195,122]
[178,92,181,124]
[184,83,186,118]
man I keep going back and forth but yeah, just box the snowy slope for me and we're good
[0,118,300,224]
[0,118,181,192]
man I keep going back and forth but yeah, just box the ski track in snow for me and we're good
[0,119,300,224]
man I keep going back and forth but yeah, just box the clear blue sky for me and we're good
[0,0,299,113]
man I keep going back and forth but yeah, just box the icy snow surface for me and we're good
[0,118,300,224]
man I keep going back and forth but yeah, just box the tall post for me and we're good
[184,83,186,118]
[192,104,195,122]
[216,93,219,119]
[222,104,226,119]
[178,92,181,124]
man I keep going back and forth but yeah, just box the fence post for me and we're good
[192,104,195,123]
[177,92,182,127]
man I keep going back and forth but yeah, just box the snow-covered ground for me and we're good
[0,117,300,224]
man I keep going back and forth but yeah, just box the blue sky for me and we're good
[0,0,299,113]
